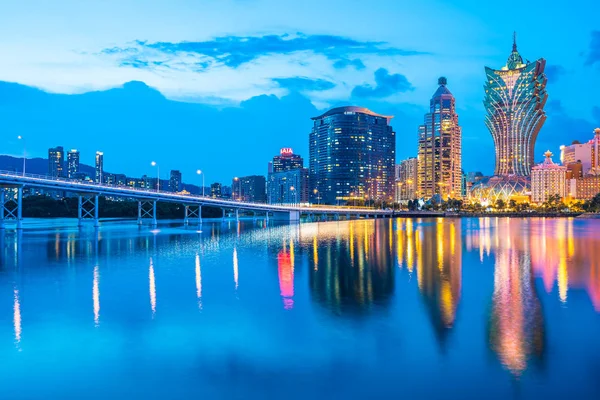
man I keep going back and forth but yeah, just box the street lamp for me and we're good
[151,161,160,192]
[17,136,26,176]
[290,186,296,205]
[196,170,205,196]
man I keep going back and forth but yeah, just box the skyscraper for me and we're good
[210,182,222,198]
[67,149,80,179]
[95,152,104,183]
[484,33,547,176]
[417,77,462,199]
[271,148,304,172]
[48,146,65,178]
[309,106,395,205]
[268,148,309,204]
[232,175,267,203]
[395,157,418,202]
[169,170,182,192]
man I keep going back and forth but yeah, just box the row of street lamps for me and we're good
[150,161,205,196]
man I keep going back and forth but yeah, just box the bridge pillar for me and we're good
[271,211,300,223]
[152,201,157,227]
[184,204,202,226]
[94,195,100,228]
[346,213,351,220]
[235,209,239,221]
[0,190,4,230]
[77,194,99,228]
[253,211,257,222]
[265,212,269,223]
[16,187,23,230]
[222,208,226,222]
[138,201,142,225]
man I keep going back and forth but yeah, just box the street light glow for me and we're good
[151,161,157,167]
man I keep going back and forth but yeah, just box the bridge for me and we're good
[0,170,402,229]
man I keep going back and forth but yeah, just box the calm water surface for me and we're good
[0,217,599,399]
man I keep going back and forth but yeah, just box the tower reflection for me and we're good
[414,219,462,348]
[309,220,394,316]
[485,219,545,376]
[277,238,295,310]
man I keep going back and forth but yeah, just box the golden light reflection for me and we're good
[14,287,21,348]
[233,247,239,290]
[149,257,156,317]
[195,253,202,310]
[93,265,100,327]
[313,235,318,271]
[278,247,295,310]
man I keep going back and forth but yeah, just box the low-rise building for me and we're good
[531,151,566,203]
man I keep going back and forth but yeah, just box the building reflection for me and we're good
[149,257,156,317]
[413,218,462,349]
[195,253,202,310]
[14,286,22,349]
[277,238,295,310]
[308,220,394,315]
[483,220,546,376]
[93,265,100,327]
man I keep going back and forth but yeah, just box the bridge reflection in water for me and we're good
[0,217,599,382]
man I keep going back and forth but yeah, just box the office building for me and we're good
[395,157,418,203]
[232,175,267,203]
[417,77,462,199]
[169,170,182,192]
[531,151,566,203]
[560,128,600,176]
[484,33,547,176]
[309,106,395,204]
[268,168,309,204]
[575,176,600,200]
[271,148,304,172]
[67,149,80,179]
[210,182,222,198]
[48,146,65,178]
[95,151,104,183]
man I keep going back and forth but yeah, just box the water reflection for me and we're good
[308,220,395,315]
[277,239,295,310]
[149,257,156,317]
[13,287,22,349]
[195,253,202,310]
[93,265,100,327]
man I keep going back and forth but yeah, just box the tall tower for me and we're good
[67,149,80,179]
[309,106,395,205]
[48,146,64,178]
[484,33,548,176]
[417,77,462,199]
[95,151,104,183]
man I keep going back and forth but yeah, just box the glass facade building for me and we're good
[484,34,547,177]
[48,146,65,178]
[395,157,418,202]
[309,106,395,205]
[268,168,309,205]
[67,149,80,179]
[417,77,462,199]
[232,175,267,203]
[210,182,222,198]
[271,148,304,173]
[169,170,182,192]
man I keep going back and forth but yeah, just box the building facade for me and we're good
[395,157,418,203]
[67,149,80,179]
[271,148,304,173]
[483,34,547,177]
[95,151,104,183]
[210,182,222,198]
[268,168,309,205]
[531,151,567,203]
[309,106,395,205]
[169,170,182,192]
[232,175,266,203]
[417,77,462,199]
[48,146,65,178]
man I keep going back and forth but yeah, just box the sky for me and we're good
[0,0,599,184]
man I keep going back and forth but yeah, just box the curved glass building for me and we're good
[484,34,548,177]
[309,106,395,205]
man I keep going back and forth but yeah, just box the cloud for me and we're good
[585,31,600,66]
[103,33,425,70]
[273,77,335,92]
[333,58,366,70]
[545,64,566,83]
[351,68,413,99]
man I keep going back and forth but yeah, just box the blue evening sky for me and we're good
[0,0,599,184]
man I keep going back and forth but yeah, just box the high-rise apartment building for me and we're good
[169,170,182,192]
[395,157,418,202]
[67,149,80,179]
[210,182,222,198]
[531,151,566,203]
[309,106,395,205]
[417,77,462,199]
[484,33,547,177]
[232,175,266,203]
[95,151,104,183]
[48,146,65,178]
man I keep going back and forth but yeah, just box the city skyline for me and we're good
[0,1,599,183]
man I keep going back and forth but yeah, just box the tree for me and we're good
[495,199,506,210]
[508,199,517,211]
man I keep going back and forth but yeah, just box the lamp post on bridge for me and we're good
[196,169,205,196]
[151,161,160,192]
[17,136,25,176]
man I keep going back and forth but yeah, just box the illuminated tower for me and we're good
[484,33,547,176]
[95,151,104,183]
[66,149,80,179]
[417,77,462,199]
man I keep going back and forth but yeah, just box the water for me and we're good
[0,217,599,399]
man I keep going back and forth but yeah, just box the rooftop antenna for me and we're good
[512,31,517,52]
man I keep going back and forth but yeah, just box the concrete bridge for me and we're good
[0,170,412,229]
